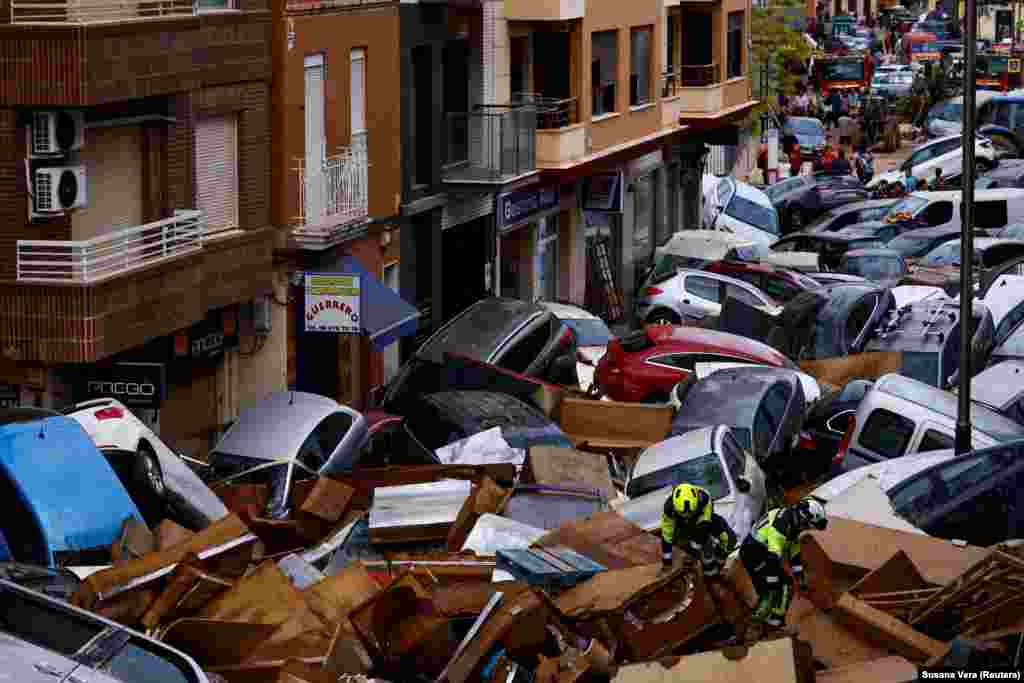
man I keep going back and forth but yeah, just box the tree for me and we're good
[751,0,814,104]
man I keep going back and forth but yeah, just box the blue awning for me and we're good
[340,256,420,350]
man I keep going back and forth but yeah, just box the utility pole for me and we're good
[956,0,977,454]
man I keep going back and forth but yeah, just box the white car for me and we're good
[635,268,782,327]
[613,425,767,541]
[867,134,997,190]
[537,301,613,393]
[65,398,229,529]
[702,175,781,248]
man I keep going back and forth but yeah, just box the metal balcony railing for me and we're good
[444,104,537,181]
[10,0,216,24]
[512,93,579,130]
[294,139,369,243]
[679,63,721,87]
[17,209,205,283]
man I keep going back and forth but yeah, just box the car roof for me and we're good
[631,427,718,480]
[674,368,800,433]
[645,325,790,365]
[675,267,771,290]
[537,301,601,321]
[213,391,360,462]
[971,360,1024,409]
[416,297,546,364]
[911,188,1024,201]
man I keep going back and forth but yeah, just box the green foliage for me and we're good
[751,0,813,99]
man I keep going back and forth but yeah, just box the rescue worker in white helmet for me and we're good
[661,483,738,576]
[739,498,827,627]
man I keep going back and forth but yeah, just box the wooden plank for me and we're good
[833,593,950,663]
[526,445,616,499]
[787,596,891,670]
[558,397,672,449]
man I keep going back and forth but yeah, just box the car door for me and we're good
[681,274,723,315]
[934,138,967,178]
[724,282,772,310]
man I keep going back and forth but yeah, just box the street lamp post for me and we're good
[956,0,977,454]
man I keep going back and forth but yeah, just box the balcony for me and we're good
[515,94,587,168]
[443,104,537,185]
[504,0,582,21]
[17,210,206,284]
[659,64,752,118]
[292,141,370,250]
[9,0,204,24]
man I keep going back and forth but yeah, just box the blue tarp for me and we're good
[340,256,420,350]
[0,416,143,566]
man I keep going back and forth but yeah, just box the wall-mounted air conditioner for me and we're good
[32,111,85,157]
[34,166,88,214]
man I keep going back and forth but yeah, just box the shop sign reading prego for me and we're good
[305,273,361,334]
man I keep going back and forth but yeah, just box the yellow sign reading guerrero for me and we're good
[304,273,361,334]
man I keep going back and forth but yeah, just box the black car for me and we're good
[381,297,579,414]
[670,366,806,483]
[771,230,890,270]
[764,174,868,233]
[805,199,900,234]
[886,225,963,261]
[795,379,874,483]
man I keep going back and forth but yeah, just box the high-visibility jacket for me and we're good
[661,496,737,560]
[750,507,807,577]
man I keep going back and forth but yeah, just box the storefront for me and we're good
[582,172,625,322]
[497,185,561,301]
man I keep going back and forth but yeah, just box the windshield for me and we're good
[929,101,962,122]
[922,240,965,266]
[844,254,906,280]
[789,119,824,136]
[888,234,942,258]
[823,60,866,81]
[627,451,729,499]
[886,196,928,220]
[730,427,753,453]
[725,194,781,235]
[563,318,612,347]
[208,452,312,518]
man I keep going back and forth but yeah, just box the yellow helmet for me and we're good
[672,484,710,518]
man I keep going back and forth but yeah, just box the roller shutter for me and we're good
[195,115,239,234]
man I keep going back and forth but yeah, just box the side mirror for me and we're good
[736,477,752,494]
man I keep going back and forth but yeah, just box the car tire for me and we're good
[134,446,166,499]
[645,309,681,326]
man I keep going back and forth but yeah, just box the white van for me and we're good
[701,175,781,248]
[884,188,1024,233]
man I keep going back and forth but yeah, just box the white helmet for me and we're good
[797,498,828,531]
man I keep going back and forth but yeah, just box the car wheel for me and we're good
[789,207,805,231]
[135,446,166,498]
[645,309,681,326]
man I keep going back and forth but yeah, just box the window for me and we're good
[685,275,721,303]
[975,200,1009,230]
[666,15,677,78]
[826,410,855,435]
[196,0,234,11]
[630,27,653,106]
[762,276,802,302]
[843,294,878,348]
[195,115,239,235]
[754,383,790,456]
[721,431,747,481]
[103,638,198,683]
[890,475,941,524]
[592,31,618,117]
[633,175,655,276]
[351,48,367,139]
[443,40,469,165]
[412,45,433,186]
[648,353,695,370]
[919,429,954,452]
[938,453,1002,492]
[499,324,552,373]
[303,55,326,224]
[725,283,765,308]
[627,452,729,499]
[922,201,954,226]
[727,12,744,79]
[297,412,354,472]
[0,587,103,656]
[859,408,914,459]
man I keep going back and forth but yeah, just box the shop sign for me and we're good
[304,273,361,334]
[582,173,623,213]
[497,186,560,231]
[173,306,241,363]
[80,362,166,408]
[0,383,18,408]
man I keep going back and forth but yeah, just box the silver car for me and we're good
[208,391,369,518]
[636,268,780,327]
[0,577,209,682]
[614,425,767,541]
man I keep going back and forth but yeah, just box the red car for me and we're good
[703,260,821,304]
[594,324,798,403]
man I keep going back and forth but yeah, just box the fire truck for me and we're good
[814,52,873,95]
[976,49,1024,92]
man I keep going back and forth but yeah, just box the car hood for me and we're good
[866,169,903,189]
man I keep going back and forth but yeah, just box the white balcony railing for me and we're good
[293,138,369,249]
[10,0,203,23]
[17,209,205,283]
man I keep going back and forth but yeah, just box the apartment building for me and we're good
[398,0,757,340]
[270,0,417,409]
[0,0,283,456]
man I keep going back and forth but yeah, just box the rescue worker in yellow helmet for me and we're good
[661,483,738,576]
[739,498,827,628]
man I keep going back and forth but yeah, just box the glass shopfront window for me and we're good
[536,215,560,302]
[632,173,655,279]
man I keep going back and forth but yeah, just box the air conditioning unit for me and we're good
[31,111,85,157]
[34,166,88,214]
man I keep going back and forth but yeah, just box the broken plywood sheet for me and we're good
[800,518,989,597]
[850,550,931,597]
[833,593,950,663]
[534,511,662,570]
[198,560,313,627]
[558,397,672,449]
[526,446,616,500]
[799,352,903,389]
[302,563,381,628]
[141,554,233,629]
[298,476,354,524]
[446,476,511,552]
[815,656,918,683]
[160,619,279,668]
[155,519,197,551]
[611,637,815,683]
[787,596,891,670]
[554,564,685,617]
